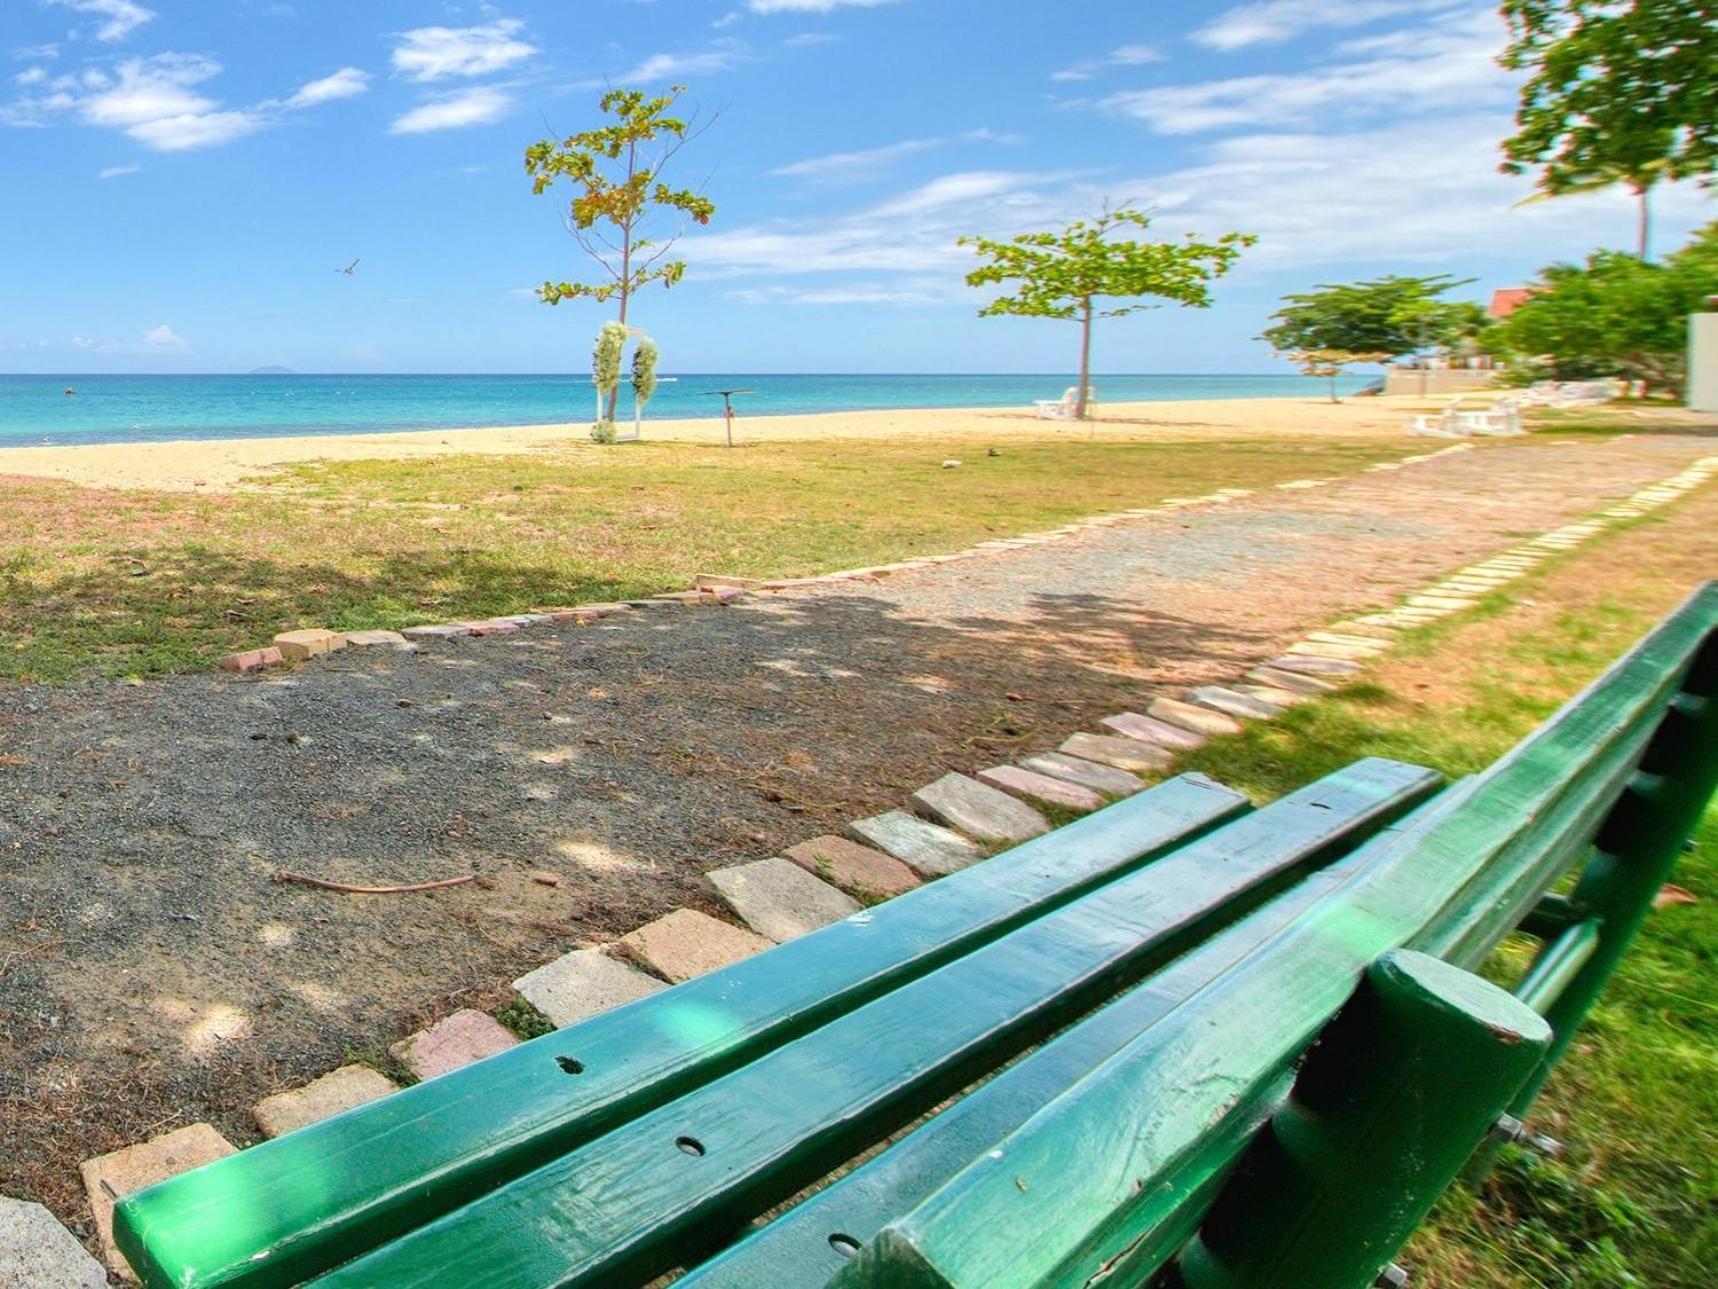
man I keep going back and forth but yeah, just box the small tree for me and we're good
[1261,275,1478,363]
[959,204,1254,420]
[1499,221,1718,398]
[527,86,715,419]
[1500,0,1715,259]
[1285,349,1395,403]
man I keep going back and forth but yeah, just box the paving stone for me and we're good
[218,645,284,674]
[342,629,412,648]
[846,810,984,877]
[1304,631,1390,650]
[503,613,556,626]
[1187,685,1284,720]
[1059,731,1174,774]
[550,602,628,622]
[273,628,346,661]
[402,623,473,638]
[513,947,665,1026]
[784,835,921,900]
[1148,696,1244,738]
[82,1123,237,1277]
[708,856,863,941]
[1100,710,1207,750]
[695,574,767,590]
[388,1009,518,1082]
[1266,654,1363,677]
[619,908,773,982]
[1236,683,1305,707]
[1019,751,1143,798]
[253,1064,398,1139]
[1283,639,1380,661]
[977,764,1103,813]
[0,1197,106,1288]
[1323,620,1399,640]
[461,619,523,636]
[909,773,1051,844]
[1248,665,1337,694]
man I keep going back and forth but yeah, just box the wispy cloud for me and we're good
[46,0,155,43]
[747,0,899,12]
[392,19,537,82]
[772,128,1018,181]
[142,322,187,348]
[390,85,512,134]
[11,44,61,62]
[1107,10,1506,133]
[97,162,140,177]
[620,39,750,82]
[1192,0,1467,51]
[286,67,369,109]
[3,53,373,150]
[1051,43,1162,83]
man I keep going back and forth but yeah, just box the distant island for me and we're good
[248,366,297,376]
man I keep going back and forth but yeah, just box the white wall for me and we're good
[1690,313,1718,413]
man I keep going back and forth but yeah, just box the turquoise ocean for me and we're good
[0,373,1372,447]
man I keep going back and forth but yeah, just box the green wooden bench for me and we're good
[114,582,1718,1289]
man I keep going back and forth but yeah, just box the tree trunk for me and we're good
[1075,298,1094,421]
[1636,184,1652,261]
[1329,373,1339,404]
[605,141,638,425]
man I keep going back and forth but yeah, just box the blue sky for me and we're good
[1,0,1710,375]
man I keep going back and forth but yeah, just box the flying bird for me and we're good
[336,258,360,276]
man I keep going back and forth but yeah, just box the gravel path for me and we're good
[0,431,1709,1224]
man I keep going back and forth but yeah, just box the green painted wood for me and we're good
[831,588,1718,1289]
[114,774,1249,1289]
[1514,918,1603,1015]
[675,850,1381,1289]
[1175,951,1552,1289]
[307,759,1440,1289]
[1518,891,1586,941]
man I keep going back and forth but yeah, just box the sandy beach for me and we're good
[0,395,1440,492]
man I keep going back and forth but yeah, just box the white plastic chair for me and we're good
[1034,386,1095,420]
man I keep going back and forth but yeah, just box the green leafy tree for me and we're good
[1284,349,1396,403]
[1498,221,1718,397]
[1261,275,1479,362]
[527,86,715,418]
[1500,0,1716,259]
[959,204,1254,420]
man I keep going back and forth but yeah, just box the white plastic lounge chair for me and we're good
[1034,386,1095,420]
[1407,398,1463,437]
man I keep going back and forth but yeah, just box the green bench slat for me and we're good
[675,843,1389,1289]
[835,588,1718,1288]
[307,759,1439,1288]
[116,774,1248,1289]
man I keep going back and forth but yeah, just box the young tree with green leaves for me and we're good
[1261,274,1480,361]
[527,86,716,418]
[1499,221,1718,397]
[1500,0,1716,259]
[959,204,1254,421]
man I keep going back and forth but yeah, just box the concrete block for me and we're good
[218,646,284,675]
[707,856,863,942]
[619,908,772,983]
[1148,697,1244,738]
[388,1009,518,1082]
[1100,710,1207,750]
[253,1065,398,1139]
[0,1197,106,1288]
[1247,666,1338,694]
[846,810,984,878]
[513,948,665,1026]
[784,835,921,900]
[977,764,1103,812]
[81,1123,237,1278]
[1186,685,1284,720]
[1019,752,1144,798]
[1059,732,1173,774]
[909,773,1051,844]
[273,628,346,661]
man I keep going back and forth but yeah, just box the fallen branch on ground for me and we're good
[273,870,476,895]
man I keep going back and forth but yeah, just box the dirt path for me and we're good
[1,431,1711,1228]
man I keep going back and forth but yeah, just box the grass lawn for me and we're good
[1176,486,1718,1287]
[0,433,1411,683]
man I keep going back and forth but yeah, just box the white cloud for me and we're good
[620,40,749,82]
[143,322,187,348]
[783,32,836,46]
[97,162,140,177]
[15,67,48,86]
[1052,43,1163,83]
[81,54,218,128]
[772,128,1016,181]
[392,19,536,82]
[390,86,512,134]
[748,0,898,11]
[1192,0,1465,51]
[286,67,369,110]
[128,109,261,150]
[727,281,948,306]
[1107,10,1507,133]
[47,0,155,43]
[11,44,61,62]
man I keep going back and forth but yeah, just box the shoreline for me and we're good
[0,396,1431,493]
